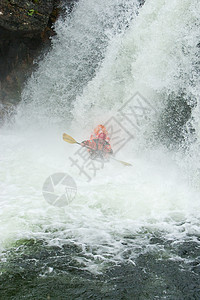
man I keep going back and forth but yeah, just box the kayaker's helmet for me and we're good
[98,132,106,140]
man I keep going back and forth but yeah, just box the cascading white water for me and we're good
[15,0,139,128]
[0,0,200,274]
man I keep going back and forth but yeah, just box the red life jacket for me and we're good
[82,139,113,159]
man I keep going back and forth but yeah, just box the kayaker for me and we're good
[81,125,113,160]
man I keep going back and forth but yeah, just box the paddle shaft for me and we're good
[77,141,132,166]
[63,133,132,166]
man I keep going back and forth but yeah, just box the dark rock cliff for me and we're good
[0,0,70,114]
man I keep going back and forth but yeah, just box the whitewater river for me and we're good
[0,0,200,298]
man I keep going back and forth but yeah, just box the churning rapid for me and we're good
[0,0,200,298]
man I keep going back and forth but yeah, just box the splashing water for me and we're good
[0,0,200,295]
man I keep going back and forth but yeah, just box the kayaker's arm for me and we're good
[104,142,113,155]
[81,140,89,147]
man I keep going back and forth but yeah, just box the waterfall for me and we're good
[0,0,200,297]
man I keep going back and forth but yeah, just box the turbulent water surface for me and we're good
[0,0,200,299]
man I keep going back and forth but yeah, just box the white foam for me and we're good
[0,0,200,272]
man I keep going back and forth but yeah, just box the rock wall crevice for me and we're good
[0,0,65,109]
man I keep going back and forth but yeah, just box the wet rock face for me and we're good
[0,0,54,33]
[0,0,61,112]
[0,29,42,104]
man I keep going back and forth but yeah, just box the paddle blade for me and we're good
[63,133,78,144]
[111,157,132,166]
[118,160,132,166]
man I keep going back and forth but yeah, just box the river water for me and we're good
[0,0,200,299]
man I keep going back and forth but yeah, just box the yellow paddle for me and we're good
[63,133,80,145]
[111,157,132,166]
[63,133,132,166]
